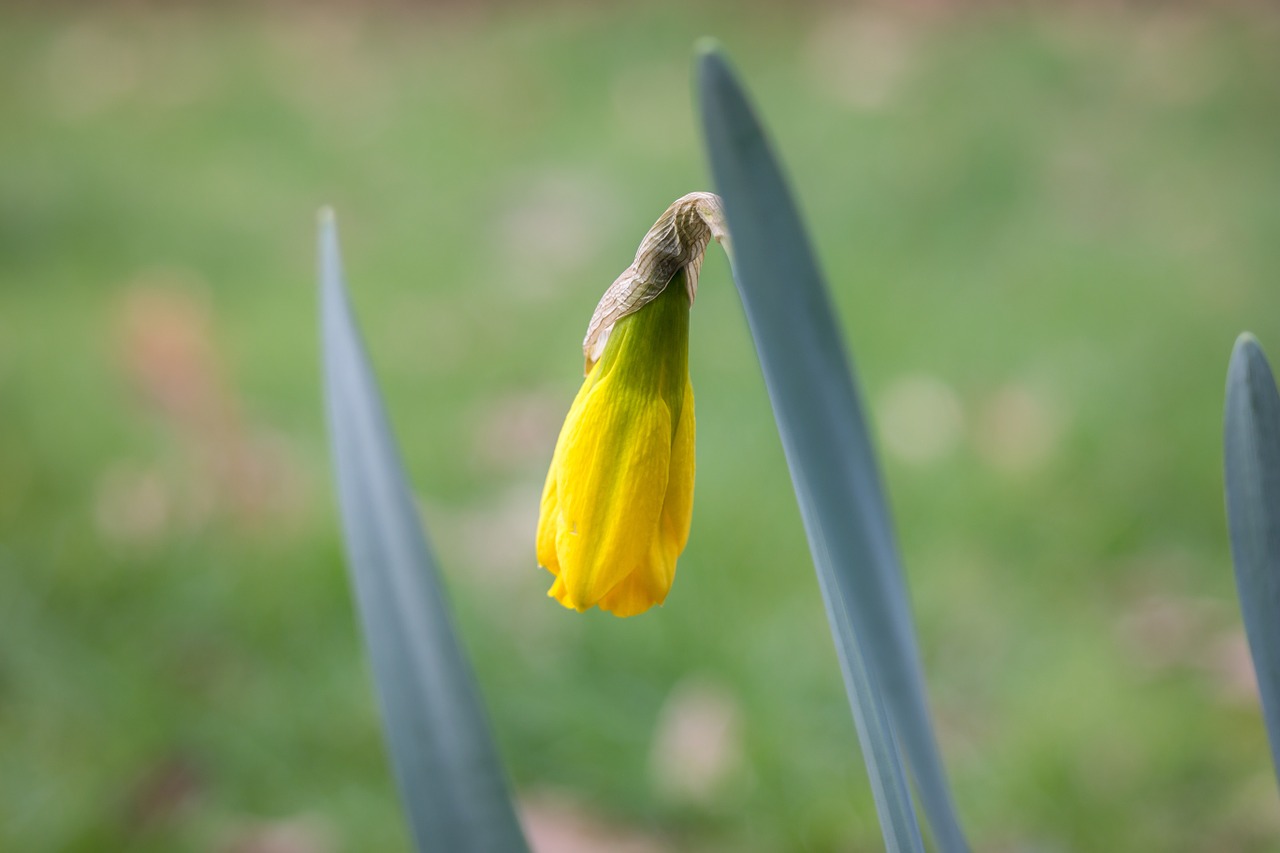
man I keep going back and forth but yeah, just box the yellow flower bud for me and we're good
[537,193,729,617]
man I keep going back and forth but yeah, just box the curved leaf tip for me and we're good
[1223,331,1280,792]
[1229,332,1268,390]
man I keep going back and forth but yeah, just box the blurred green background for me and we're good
[3,1,1280,850]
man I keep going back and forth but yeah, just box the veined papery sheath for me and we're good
[537,192,731,617]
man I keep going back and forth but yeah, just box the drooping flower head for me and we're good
[537,192,730,617]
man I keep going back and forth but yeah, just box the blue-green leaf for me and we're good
[320,211,529,853]
[1224,332,1280,789]
[697,46,966,853]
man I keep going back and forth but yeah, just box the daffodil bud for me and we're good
[536,192,730,617]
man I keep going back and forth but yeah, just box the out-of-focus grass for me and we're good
[2,3,1279,851]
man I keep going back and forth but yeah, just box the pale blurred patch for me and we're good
[1117,597,1263,713]
[648,677,744,806]
[804,8,916,111]
[218,814,336,853]
[117,272,224,426]
[94,462,187,548]
[42,21,141,122]
[1198,630,1259,708]
[521,791,668,853]
[1116,591,1224,675]
[1113,555,1267,708]
[876,373,964,465]
[973,383,1062,474]
[111,273,309,533]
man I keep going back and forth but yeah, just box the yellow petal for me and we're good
[536,374,593,576]
[547,574,570,607]
[596,379,694,617]
[658,379,696,566]
[554,369,672,611]
[536,460,560,577]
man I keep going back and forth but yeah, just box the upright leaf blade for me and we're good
[697,47,966,853]
[1224,332,1280,788]
[320,210,529,853]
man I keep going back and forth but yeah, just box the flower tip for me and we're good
[547,577,590,613]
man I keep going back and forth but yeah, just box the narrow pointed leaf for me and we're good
[320,211,529,853]
[1224,332,1280,788]
[697,47,966,853]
